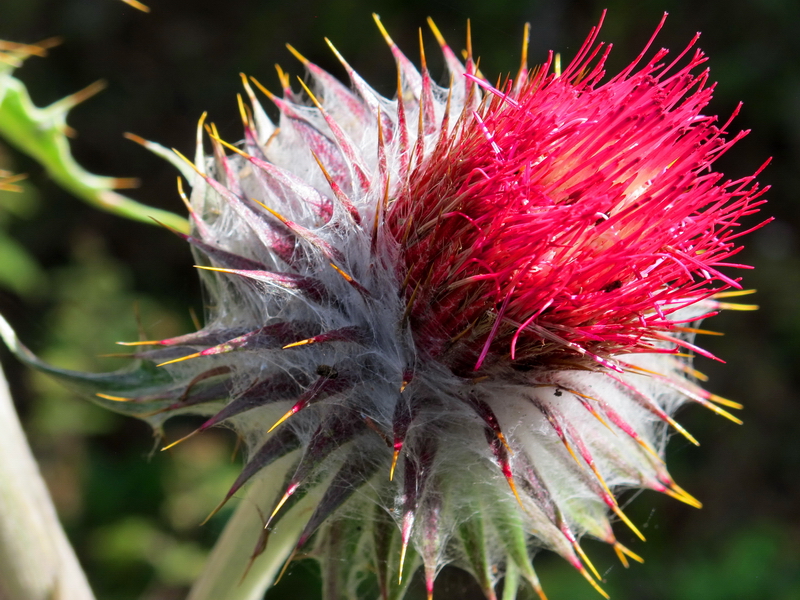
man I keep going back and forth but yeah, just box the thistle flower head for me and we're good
[6,13,769,600]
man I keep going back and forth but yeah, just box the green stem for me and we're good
[0,70,188,232]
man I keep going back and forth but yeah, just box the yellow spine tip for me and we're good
[123,132,148,146]
[161,428,200,452]
[613,543,630,568]
[268,491,292,524]
[95,393,133,402]
[614,542,644,565]
[268,409,295,433]
[612,505,646,542]
[398,541,409,585]
[285,43,309,65]
[282,338,313,349]
[577,564,609,599]
[120,0,151,13]
[156,352,202,368]
[200,498,228,526]
[573,543,602,581]
[116,340,159,346]
[372,13,390,43]
[708,394,744,410]
[389,450,400,481]
[426,17,446,48]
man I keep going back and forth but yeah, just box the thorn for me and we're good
[161,427,202,452]
[239,72,262,112]
[610,504,646,542]
[505,473,526,511]
[614,543,629,568]
[389,449,400,481]
[200,496,229,526]
[253,200,290,225]
[327,262,371,297]
[295,77,323,110]
[274,64,291,93]
[0,172,27,192]
[708,393,744,410]
[282,337,315,349]
[95,393,133,402]
[372,13,394,48]
[274,547,298,585]
[703,402,744,425]
[189,306,202,331]
[0,39,54,57]
[613,541,644,567]
[715,302,759,311]
[176,176,193,214]
[496,432,513,457]
[562,438,582,469]
[712,288,756,299]
[120,0,151,12]
[123,132,148,147]
[398,539,409,585]
[664,480,703,509]
[635,437,666,464]
[402,277,423,323]
[207,130,252,159]
[156,352,202,367]
[519,22,530,74]
[116,339,160,346]
[285,43,309,65]
[576,563,609,599]
[466,19,473,62]
[236,93,250,129]
[171,147,203,176]
[268,407,297,433]
[54,80,107,111]
[195,111,208,167]
[426,17,446,48]
[110,177,140,189]
[418,28,427,72]
[573,542,601,581]
[267,487,296,528]
[194,265,237,274]
[323,37,347,68]
[675,326,723,336]
[249,75,277,102]
[587,464,619,508]
[328,262,354,284]
[665,415,700,446]
[678,363,709,382]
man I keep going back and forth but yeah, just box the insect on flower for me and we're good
[1,10,770,600]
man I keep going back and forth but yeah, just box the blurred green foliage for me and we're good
[1,0,799,599]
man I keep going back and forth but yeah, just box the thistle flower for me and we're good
[2,12,769,600]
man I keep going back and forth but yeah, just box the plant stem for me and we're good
[0,363,95,600]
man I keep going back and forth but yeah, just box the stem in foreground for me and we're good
[0,363,95,600]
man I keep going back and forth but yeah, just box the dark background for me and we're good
[1,0,799,599]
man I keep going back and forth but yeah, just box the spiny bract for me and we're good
[14,12,770,600]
